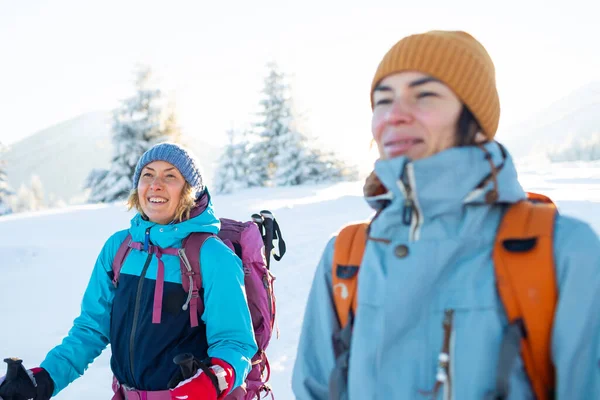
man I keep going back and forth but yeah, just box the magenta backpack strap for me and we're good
[111,233,133,288]
[150,246,179,325]
[180,232,213,328]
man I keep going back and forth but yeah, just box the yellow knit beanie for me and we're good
[371,30,500,138]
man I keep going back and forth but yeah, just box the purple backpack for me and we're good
[111,210,286,399]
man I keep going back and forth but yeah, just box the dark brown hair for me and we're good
[456,105,482,146]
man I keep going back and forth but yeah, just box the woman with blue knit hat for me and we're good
[292,31,600,399]
[129,142,207,224]
[0,143,257,400]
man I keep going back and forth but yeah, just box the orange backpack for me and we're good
[332,193,558,400]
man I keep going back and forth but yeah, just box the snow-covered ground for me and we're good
[1,165,600,399]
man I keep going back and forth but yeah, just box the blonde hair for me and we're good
[127,182,197,223]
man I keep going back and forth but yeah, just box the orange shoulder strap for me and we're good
[526,191,555,205]
[332,222,369,329]
[493,196,558,400]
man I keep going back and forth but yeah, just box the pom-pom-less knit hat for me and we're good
[132,142,204,195]
[371,30,500,139]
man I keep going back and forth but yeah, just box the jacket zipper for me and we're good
[447,323,455,400]
[442,309,454,400]
[422,309,454,400]
[398,163,423,241]
[129,228,152,387]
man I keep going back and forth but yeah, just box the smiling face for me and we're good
[371,71,463,160]
[137,160,186,224]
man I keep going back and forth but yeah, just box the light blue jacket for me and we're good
[292,142,600,399]
[41,191,258,395]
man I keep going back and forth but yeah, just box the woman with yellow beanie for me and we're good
[292,31,600,399]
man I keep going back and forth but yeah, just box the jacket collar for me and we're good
[129,189,220,248]
[365,141,527,220]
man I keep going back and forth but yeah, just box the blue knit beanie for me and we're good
[132,142,204,195]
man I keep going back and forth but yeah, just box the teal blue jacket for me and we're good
[41,191,258,395]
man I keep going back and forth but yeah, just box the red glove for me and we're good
[170,358,235,400]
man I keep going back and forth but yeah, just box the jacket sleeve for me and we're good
[552,215,600,399]
[200,237,258,390]
[40,230,128,396]
[292,236,338,400]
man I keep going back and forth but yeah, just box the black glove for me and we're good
[0,358,54,400]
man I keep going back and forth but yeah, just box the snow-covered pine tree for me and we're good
[252,62,359,187]
[276,137,359,186]
[10,184,35,213]
[47,193,67,209]
[273,129,312,186]
[249,62,293,186]
[548,132,600,162]
[242,135,266,189]
[87,66,181,203]
[303,147,360,184]
[213,129,251,193]
[30,174,46,210]
[163,100,183,144]
[83,168,109,193]
[8,175,47,213]
[0,142,12,215]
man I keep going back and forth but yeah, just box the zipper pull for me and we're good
[443,309,454,327]
[420,309,455,399]
[400,163,414,226]
[144,228,150,252]
[403,199,413,225]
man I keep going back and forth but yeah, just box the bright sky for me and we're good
[1,0,598,164]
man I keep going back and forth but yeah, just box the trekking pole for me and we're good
[251,213,264,236]
[3,358,25,384]
[260,210,275,270]
[173,353,197,380]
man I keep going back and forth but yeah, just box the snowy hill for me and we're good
[499,81,600,161]
[4,111,113,203]
[4,112,221,204]
[1,171,600,398]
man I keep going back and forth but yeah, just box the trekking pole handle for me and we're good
[3,358,24,382]
[173,353,197,380]
[260,210,273,220]
[251,214,263,224]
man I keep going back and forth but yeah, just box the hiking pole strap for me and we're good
[485,320,525,400]
[329,322,353,400]
[272,219,286,261]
